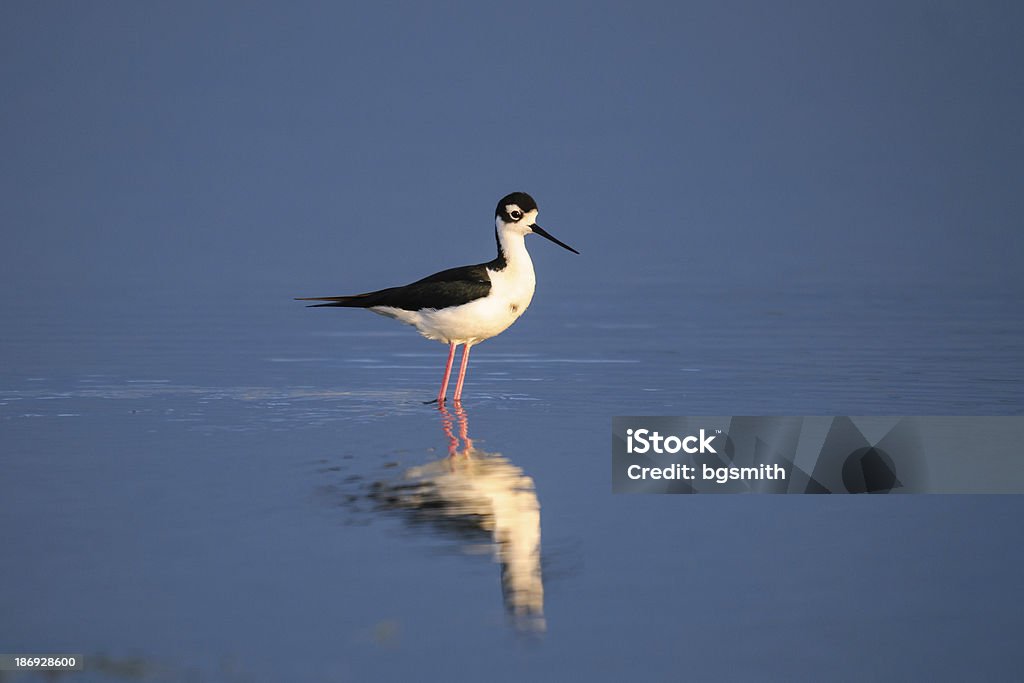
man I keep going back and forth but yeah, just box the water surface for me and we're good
[2,274,1022,681]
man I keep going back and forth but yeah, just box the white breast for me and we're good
[370,228,539,345]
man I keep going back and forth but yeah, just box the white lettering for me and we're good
[701,463,786,483]
[626,428,718,454]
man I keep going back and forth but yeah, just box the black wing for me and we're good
[297,263,493,311]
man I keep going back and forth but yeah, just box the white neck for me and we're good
[496,227,534,271]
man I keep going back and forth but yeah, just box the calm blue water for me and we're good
[4,1,1024,679]
[2,273,1023,681]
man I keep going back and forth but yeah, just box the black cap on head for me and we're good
[495,192,538,221]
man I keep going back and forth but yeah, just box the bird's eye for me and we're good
[510,210,523,220]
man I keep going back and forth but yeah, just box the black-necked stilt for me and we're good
[297,192,578,403]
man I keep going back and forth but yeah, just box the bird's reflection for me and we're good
[372,404,545,632]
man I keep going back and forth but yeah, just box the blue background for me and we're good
[2,3,1023,681]
[3,1,1022,303]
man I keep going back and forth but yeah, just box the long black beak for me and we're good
[530,224,579,254]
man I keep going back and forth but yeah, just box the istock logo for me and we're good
[626,428,717,454]
[609,416,1024,494]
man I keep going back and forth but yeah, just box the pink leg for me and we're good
[438,404,459,457]
[453,343,473,402]
[454,402,473,450]
[437,342,457,403]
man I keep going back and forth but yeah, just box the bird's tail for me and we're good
[295,294,380,308]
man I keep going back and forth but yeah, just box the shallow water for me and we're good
[2,274,1023,681]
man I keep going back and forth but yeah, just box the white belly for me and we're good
[371,265,536,345]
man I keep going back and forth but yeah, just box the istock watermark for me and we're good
[612,416,1024,494]
[625,428,718,454]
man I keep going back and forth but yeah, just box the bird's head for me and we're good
[495,192,579,254]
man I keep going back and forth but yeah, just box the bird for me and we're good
[296,192,578,403]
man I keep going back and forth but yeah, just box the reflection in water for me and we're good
[372,405,545,632]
